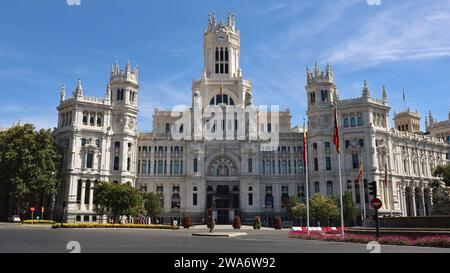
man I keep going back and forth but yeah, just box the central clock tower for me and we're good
[203,12,242,80]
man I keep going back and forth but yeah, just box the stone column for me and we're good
[420,188,426,216]
[411,188,417,217]
[89,184,94,212]
[80,180,86,210]
[400,188,407,217]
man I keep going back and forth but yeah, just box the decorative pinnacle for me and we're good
[60,84,66,101]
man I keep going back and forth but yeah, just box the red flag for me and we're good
[384,162,388,187]
[333,107,340,153]
[355,160,363,185]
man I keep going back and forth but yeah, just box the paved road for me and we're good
[0,223,449,253]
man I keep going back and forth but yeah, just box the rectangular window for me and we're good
[314,158,319,171]
[84,180,91,205]
[158,160,164,174]
[115,141,121,154]
[248,158,252,173]
[86,153,94,169]
[357,116,363,126]
[326,157,331,171]
[127,157,131,171]
[114,156,120,171]
[193,193,198,206]
[352,154,359,169]
[248,193,253,206]
[76,180,82,204]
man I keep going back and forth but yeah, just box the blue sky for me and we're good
[1,0,449,131]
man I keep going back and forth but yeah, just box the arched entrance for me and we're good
[206,156,240,224]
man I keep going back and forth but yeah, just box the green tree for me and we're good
[431,164,450,214]
[143,192,164,220]
[310,193,339,226]
[290,203,307,224]
[433,164,450,187]
[342,191,357,226]
[287,195,300,220]
[0,124,60,220]
[93,182,142,222]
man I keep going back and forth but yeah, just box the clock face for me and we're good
[217,35,225,41]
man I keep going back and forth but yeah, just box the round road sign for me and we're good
[371,198,382,210]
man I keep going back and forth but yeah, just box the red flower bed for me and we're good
[288,231,450,248]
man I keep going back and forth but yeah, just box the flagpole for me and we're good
[337,145,345,238]
[334,105,345,239]
[361,157,366,220]
[303,118,310,236]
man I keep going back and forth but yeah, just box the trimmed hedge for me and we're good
[22,220,56,225]
[52,223,174,229]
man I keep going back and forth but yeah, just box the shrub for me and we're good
[232,216,241,229]
[182,216,193,229]
[274,216,282,230]
[22,220,55,225]
[52,223,173,229]
[253,216,261,230]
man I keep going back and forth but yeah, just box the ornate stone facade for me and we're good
[55,13,449,224]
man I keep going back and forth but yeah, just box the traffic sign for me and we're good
[371,198,382,210]
[30,207,35,212]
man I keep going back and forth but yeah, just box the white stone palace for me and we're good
[54,13,449,224]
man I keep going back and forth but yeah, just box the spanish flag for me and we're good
[355,160,363,185]
[333,107,340,154]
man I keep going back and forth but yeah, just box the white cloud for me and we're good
[323,0,450,68]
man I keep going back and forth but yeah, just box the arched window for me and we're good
[314,182,320,193]
[171,187,180,210]
[310,92,316,104]
[357,113,364,126]
[193,158,198,173]
[156,186,164,208]
[327,181,333,196]
[265,185,274,208]
[347,180,352,192]
[355,183,361,204]
[281,185,290,208]
[359,139,364,147]
[84,180,91,205]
